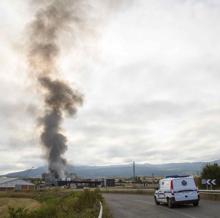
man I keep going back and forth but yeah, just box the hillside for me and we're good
[4,160,220,178]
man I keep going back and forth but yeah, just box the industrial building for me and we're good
[41,172,115,188]
[0,177,35,191]
[46,178,115,188]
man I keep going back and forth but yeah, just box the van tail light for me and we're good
[170,180,174,194]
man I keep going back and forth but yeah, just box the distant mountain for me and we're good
[3,160,220,178]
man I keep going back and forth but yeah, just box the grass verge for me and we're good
[0,189,112,218]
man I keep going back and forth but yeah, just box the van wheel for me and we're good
[167,198,174,208]
[193,201,199,207]
[154,196,160,205]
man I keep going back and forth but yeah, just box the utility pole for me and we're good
[152,173,154,186]
[133,161,136,182]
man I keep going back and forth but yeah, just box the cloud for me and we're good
[1,0,220,173]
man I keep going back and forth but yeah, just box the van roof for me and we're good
[165,175,191,178]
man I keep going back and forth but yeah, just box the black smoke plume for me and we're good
[28,0,84,178]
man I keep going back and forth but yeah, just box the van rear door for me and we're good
[173,177,198,201]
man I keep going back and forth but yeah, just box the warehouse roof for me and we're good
[0,177,34,187]
[0,177,17,184]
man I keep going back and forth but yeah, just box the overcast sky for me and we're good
[0,0,220,174]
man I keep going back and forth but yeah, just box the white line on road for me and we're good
[98,201,103,218]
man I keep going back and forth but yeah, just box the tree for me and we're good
[201,163,220,180]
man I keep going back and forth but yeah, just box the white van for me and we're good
[154,175,200,208]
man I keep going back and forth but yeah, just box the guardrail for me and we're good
[199,189,220,194]
[98,201,103,218]
[198,189,220,201]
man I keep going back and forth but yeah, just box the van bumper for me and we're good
[173,194,200,205]
[173,199,199,205]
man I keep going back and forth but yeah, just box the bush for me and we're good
[73,189,102,213]
[201,163,220,180]
[8,207,29,218]
[8,189,103,218]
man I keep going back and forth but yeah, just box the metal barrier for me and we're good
[98,201,103,218]
[199,189,220,194]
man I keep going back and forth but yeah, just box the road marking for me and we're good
[98,201,103,218]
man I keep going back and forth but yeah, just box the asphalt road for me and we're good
[103,193,220,218]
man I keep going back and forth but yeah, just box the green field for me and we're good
[0,189,112,218]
